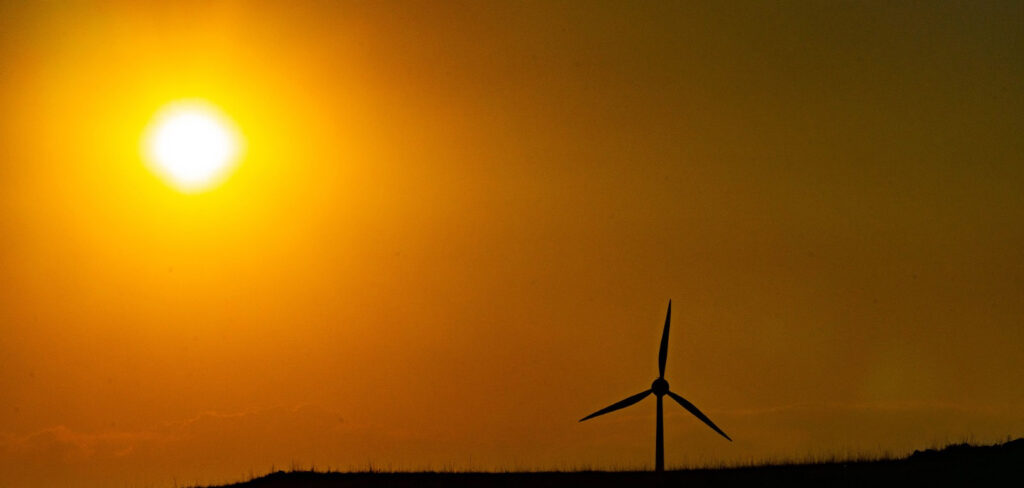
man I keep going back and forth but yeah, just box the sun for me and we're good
[143,100,243,192]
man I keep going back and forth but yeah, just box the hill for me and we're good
[201,438,1023,488]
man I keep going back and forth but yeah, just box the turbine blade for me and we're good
[658,300,671,378]
[666,391,732,441]
[579,390,652,422]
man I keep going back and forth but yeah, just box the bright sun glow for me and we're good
[143,100,243,192]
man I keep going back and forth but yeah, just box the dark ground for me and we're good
[202,438,1023,488]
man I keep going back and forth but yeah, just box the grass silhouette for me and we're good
[192,437,1023,487]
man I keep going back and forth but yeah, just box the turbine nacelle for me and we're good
[651,377,669,396]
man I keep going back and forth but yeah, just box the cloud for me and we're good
[2,401,1022,486]
[0,404,369,488]
[0,425,161,462]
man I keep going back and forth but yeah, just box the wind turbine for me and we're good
[579,300,731,472]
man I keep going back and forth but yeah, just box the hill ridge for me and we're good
[201,438,1024,488]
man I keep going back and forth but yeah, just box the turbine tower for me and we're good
[579,300,731,472]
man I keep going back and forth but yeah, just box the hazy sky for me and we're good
[2,1,1023,487]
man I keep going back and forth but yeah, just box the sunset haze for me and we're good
[1,2,1023,487]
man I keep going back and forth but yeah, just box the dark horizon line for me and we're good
[193,436,1023,487]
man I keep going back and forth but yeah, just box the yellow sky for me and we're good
[2,1,1023,487]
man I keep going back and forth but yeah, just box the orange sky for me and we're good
[2,1,1023,487]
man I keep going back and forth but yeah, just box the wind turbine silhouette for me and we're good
[579,300,731,472]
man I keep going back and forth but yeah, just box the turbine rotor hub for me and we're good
[651,378,669,396]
